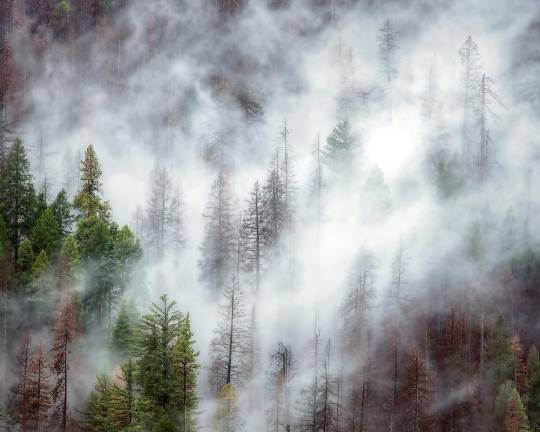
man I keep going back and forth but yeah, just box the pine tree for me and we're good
[134,294,182,417]
[199,171,237,295]
[112,298,138,357]
[487,316,516,392]
[31,207,61,257]
[505,388,530,432]
[27,340,53,432]
[57,235,80,291]
[81,375,115,432]
[50,189,74,238]
[7,332,32,430]
[80,144,102,198]
[74,145,108,219]
[527,346,540,431]
[322,120,360,180]
[240,181,265,292]
[174,313,200,432]
[51,294,78,432]
[0,138,35,265]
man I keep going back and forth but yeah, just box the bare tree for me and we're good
[199,170,237,296]
[378,19,398,119]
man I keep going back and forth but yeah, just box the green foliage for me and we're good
[134,295,182,416]
[82,375,115,432]
[0,214,7,250]
[156,414,178,432]
[0,138,36,251]
[174,314,199,432]
[31,250,49,277]
[505,388,530,432]
[17,239,34,275]
[497,381,518,423]
[51,189,74,237]
[488,316,516,391]
[113,299,139,357]
[80,145,102,198]
[31,208,61,257]
[322,120,361,178]
[528,346,540,431]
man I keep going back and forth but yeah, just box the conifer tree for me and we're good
[261,150,287,249]
[174,313,200,432]
[322,120,360,180]
[0,138,35,264]
[487,316,516,391]
[50,189,74,238]
[112,299,138,357]
[505,388,530,432]
[31,207,61,257]
[57,235,79,291]
[81,375,115,432]
[134,294,181,417]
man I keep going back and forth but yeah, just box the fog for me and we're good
[4,0,540,429]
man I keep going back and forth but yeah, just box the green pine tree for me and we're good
[528,346,540,431]
[134,294,182,420]
[58,235,80,291]
[505,388,530,432]
[112,299,139,356]
[31,208,61,257]
[51,189,74,238]
[17,239,34,288]
[322,120,361,178]
[81,375,115,432]
[155,414,178,432]
[0,138,36,264]
[174,314,200,432]
[488,316,516,390]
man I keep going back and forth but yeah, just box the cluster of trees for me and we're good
[83,295,199,432]
[0,140,143,430]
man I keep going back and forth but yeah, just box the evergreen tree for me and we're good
[527,346,540,431]
[57,235,80,291]
[487,316,516,391]
[50,189,74,238]
[505,388,530,432]
[17,238,34,285]
[322,120,360,179]
[80,144,102,198]
[134,294,181,418]
[81,375,115,432]
[0,138,35,264]
[174,313,200,432]
[31,208,61,257]
[112,299,138,357]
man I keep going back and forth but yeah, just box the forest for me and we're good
[1,0,540,431]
